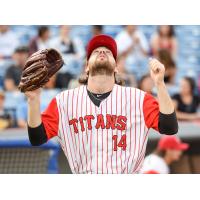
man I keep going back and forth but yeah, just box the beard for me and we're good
[89,57,115,76]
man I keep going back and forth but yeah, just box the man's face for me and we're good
[86,47,117,76]
[180,79,192,95]
[42,30,50,41]
[126,25,137,34]
[60,25,70,36]
[167,149,183,162]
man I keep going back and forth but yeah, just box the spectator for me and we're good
[158,49,177,85]
[115,25,149,79]
[156,49,180,96]
[16,98,27,128]
[140,136,189,174]
[0,25,20,59]
[29,26,50,55]
[138,74,154,94]
[92,25,103,36]
[4,46,29,92]
[173,77,200,121]
[3,46,29,126]
[3,90,24,127]
[151,25,177,59]
[50,25,85,88]
[0,90,12,129]
[117,57,136,87]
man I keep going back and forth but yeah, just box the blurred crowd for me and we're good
[0,25,200,129]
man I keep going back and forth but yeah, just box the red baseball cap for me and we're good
[158,136,189,151]
[86,34,117,61]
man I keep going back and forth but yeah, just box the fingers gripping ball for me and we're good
[18,48,64,92]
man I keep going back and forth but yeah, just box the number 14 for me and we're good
[112,134,127,151]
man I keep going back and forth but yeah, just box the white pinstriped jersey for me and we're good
[41,84,160,174]
[140,154,169,174]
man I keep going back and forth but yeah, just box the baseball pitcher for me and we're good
[20,34,178,174]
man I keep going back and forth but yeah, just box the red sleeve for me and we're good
[143,93,159,132]
[41,97,59,140]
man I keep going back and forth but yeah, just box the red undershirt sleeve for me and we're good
[143,93,159,132]
[41,97,59,140]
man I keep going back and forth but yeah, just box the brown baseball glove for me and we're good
[18,48,64,92]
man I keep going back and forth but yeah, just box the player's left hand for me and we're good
[149,58,165,86]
